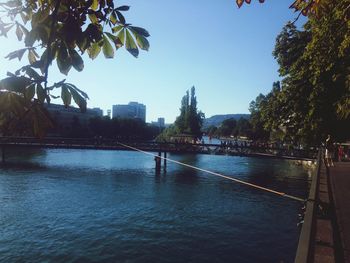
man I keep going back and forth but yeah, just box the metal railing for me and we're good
[294,149,322,263]
[0,136,318,159]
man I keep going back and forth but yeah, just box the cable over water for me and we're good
[117,142,306,203]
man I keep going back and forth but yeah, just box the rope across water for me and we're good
[117,142,306,203]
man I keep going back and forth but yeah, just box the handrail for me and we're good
[0,136,318,158]
[294,149,322,263]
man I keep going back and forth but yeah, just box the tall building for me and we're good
[107,109,111,119]
[112,102,146,122]
[151,117,165,128]
[157,118,165,128]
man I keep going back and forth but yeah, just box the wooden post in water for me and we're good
[163,152,167,172]
[1,146,5,164]
[155,151,161,174]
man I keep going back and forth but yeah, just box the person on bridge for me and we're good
[325,134,334,167]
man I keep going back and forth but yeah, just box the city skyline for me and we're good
[0,1,305,123]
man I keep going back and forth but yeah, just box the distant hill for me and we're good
[203,114,250,129]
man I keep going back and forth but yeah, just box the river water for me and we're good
[0,148,311,263]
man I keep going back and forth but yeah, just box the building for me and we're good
[106,109,111,119]
[157,118,165,128]
[151,117,165,128]
[112,102,146,122]
[92,107,103,117]
[45,103,103,136]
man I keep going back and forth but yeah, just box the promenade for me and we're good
[294,155,350,263]
[329,162,350,263]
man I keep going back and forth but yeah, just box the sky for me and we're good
[0,0,305,123]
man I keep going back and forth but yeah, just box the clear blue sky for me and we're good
[0,0,305,123]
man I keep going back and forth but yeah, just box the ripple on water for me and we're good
[0,149,309,263]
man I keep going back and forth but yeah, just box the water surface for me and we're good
[0,148,310,262]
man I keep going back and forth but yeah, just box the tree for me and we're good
[248,93,270,141]
[0,0,149,137]
[236,0,330,18]
[236,117,252,138]
[174,86,204,139]
[157,86,204,141]
[216,118,237,137]
[251,0,350,145]
[88,116,161,140]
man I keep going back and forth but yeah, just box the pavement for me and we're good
[329,162,350,263]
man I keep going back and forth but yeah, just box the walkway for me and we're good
[294,156,349,263]
[329,162,350,263]
[0,137,317,161]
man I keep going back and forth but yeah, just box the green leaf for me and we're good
[67,86,87,112]
[125,29,139,58]
[5,48,27,61]
[88,13,98,24]
[31,7,50,26]
[0,24,14,37]
[15,24,23,41]
[36,83,46,103]
[77,35,88,53]
[28,49,37,64]
[19,24,29,36]
[39,48,48,74]
[69,49,84,72]
[129,26,150,37]
[0,76,31,94]
[20,11,29,24]
[91,0,98,10]
[0,91,26,116]
[133,32,149,51]
[24,66,42,81]
[27,103,54,138]
[116,29,125,48]
[105,32,122,50]
[112,25,123,33]
[25,83,36,101]
[110,12,117,25]
[57,45,72,75]
[61,85,72,107]
[116,6,130,11]
[115,11,125,24]
[102,35,114,58]
[87,42,101,60]
[66,83,89,100]
[25,29,38,47]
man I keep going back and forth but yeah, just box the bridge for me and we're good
[0,136,318,163]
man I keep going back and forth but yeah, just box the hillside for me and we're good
[203,114,250,129]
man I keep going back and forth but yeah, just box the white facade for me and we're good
[112,102,146,122]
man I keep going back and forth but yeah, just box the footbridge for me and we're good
[0,136,317,162]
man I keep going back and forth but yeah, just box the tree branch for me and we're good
[43,0,62,91]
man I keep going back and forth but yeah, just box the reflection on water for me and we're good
[0,149,310,263]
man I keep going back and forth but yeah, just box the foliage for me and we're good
[204,117,252,139]
[250,0,350,145]
[159,87,204,141]
[88,117,161,140]
[236,0,330,18]
[155,125,178,142]
[248,93,270,141]
[0,0,149,137]
[173,86,204,138]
